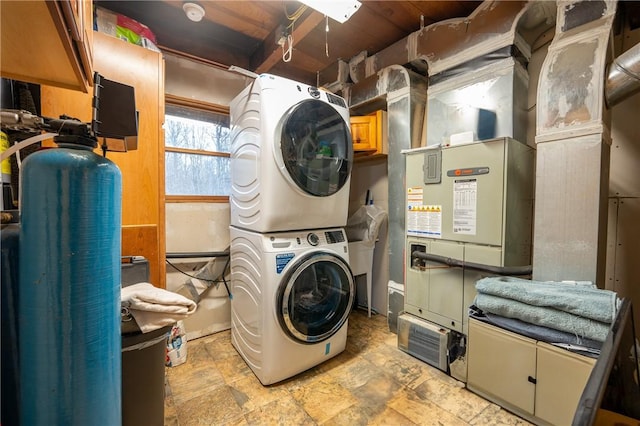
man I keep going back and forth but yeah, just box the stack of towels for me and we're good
[121,282,197,333]
[473,276,620,343]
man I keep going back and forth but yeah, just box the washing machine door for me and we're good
[279,99,353,197]
[278,252,354,343]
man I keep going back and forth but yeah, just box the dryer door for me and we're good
[278,252,354,343]
[279,99,353,197]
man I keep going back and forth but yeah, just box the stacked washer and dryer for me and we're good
[229,74,355,385]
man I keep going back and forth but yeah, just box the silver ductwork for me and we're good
[426,56,529,147]
[533,0,618,286]
[346,66,428,288]
[339,2,552,331]
[319,1,558,90]
[605,41,640,107]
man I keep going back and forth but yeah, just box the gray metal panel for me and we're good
[387,90,428,285]
[605,198,618,292]
[406,138,533,255]
[532,134,610,284]
[503,138,535,266]
[405,238,429,310]
[423,149,442,184]
[612,197,640,332]
[440,139,508,246]
[428,241,464,330]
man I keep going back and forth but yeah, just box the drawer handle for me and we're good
[527,376,537,384]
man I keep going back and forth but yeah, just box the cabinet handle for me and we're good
[527,376,537,384]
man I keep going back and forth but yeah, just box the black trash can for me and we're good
[121,325,172,426]
[121,256,172,426]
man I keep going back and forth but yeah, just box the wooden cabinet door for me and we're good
[0,1,92,92]
[58,0,94,87]
[350,115,377,152]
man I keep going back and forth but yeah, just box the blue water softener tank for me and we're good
[19,139,122,425]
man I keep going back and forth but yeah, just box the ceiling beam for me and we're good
[251,7,325,74]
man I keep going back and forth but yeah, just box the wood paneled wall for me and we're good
[41,31,166,287]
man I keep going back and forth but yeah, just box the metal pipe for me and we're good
[412,251,533,276]
[605,41,640,107]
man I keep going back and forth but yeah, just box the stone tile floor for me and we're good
[164,310,531,425]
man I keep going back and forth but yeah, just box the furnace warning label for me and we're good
[407,205,442,238]
[453,179,477,235]
[407,187,423,207]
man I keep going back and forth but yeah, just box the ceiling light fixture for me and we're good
[298,0,361,24]
[183,2,205,22]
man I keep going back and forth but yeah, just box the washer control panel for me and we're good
[270,228,346,249]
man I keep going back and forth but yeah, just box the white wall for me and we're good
[164,53,249,339]
[164,53,251,104]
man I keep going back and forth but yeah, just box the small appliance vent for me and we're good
[397,314,449,371]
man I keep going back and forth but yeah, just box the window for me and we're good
[164,96,230,201]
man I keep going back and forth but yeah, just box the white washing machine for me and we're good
[230,73,353,233]
[229,225,354,385]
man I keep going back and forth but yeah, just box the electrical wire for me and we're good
[281,3,307,63]
[283,34,293,62]
[165,257,232,297]
[325,15,329,57]
[165,258,221,283]
[284,3,307,25]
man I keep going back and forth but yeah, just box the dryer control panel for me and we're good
[324,230,346,244]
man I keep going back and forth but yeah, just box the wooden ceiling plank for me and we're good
[197,2,280,40]
[95,0,486,86]
[362,1,436,32]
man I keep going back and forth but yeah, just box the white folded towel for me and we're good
[121,282,197,333]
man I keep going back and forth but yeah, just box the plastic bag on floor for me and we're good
[165,320,188,367]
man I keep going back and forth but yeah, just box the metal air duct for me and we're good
[533,0,618,286]
[605,41,640,107]
[339,1,549,332]
[347,65,428,291]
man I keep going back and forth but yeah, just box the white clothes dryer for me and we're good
[230,74,353,233]
[229,225,354,385]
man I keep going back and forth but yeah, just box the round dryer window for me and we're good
[278,252,354,343]
[279,100,353,197]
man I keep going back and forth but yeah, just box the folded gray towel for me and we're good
[475,276,619,323]
[474,293,612,342]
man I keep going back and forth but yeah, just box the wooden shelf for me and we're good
[354,152,387,164]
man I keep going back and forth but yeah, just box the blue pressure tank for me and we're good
[19,141,122,425]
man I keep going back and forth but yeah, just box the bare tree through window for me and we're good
[165,103,230,197]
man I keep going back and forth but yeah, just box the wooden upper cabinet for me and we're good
[350,110,384,155]
[0,0,93,92]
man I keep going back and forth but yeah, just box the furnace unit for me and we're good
[400,137,534,381]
